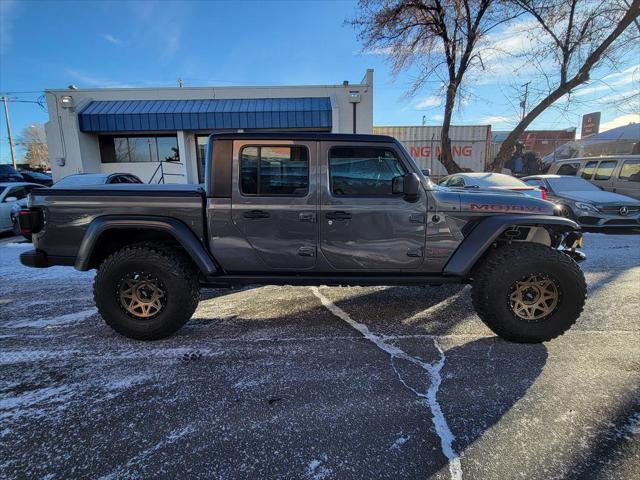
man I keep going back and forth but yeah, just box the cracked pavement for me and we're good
[1,232,639,479]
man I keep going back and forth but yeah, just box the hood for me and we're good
[558,190,640,205]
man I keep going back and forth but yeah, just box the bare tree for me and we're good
[17,123,49,170]
[352,0,516,173]
[492,0,640,171]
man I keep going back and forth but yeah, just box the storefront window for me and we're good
[100,135,180,163]
[196,135,209,182]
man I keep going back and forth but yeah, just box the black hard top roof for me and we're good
[209,132,398,143]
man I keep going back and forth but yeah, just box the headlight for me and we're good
[575,202,599,213]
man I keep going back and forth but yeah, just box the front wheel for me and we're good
[94,244,200,340]
[472,243,586,343]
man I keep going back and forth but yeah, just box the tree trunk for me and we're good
[439,84,464,174]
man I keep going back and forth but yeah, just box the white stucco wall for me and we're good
[45,70,374,183]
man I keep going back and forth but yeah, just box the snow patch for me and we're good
[305,454,331,479]
[4,308,97,329]
[99,426,195,480]
[311,287,462,480]
[390,434,410,450]
[4,242,31,248]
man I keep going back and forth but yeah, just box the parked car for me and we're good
[19,133,586,344]
[19,170,53,186]
[0,164,24,183]
[547,155,640,200]
[438,172,547,199]
[53,172,143,188]
[0,182,42,234]
[522,175,640,229]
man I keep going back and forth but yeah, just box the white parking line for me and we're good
[310,286,463,480]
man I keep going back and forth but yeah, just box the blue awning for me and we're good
[78,97,333,132]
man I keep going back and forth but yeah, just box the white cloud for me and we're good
[481,115,517,127]
[432,114,444,121]
[573,65,639,97]
[129,1,187,61]
[0,0,19,54]
[416,95,441,109]
[64,68,132,88]
[600,113,640,132]
[101,33,123,45]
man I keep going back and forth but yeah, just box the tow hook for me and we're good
[559,232,586,262]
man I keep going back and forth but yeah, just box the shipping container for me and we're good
[374,125,492,176]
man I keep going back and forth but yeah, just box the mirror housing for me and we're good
[421,168,431,177]
[403,172,420,197]
[392,173,420,200]
[4,196,18,203]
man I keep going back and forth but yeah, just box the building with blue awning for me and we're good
[44,70,373,183]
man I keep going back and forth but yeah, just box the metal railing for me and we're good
[148,161,185,184]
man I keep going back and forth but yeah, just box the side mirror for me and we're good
[392,173,420,200]
[4,196,18,203]
[421,168,431,177]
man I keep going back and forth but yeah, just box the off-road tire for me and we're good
[472,243,586,343]
[94,244,200,340]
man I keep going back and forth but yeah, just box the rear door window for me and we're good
[618,160,640,182]
[6,186,28,200]
[329,147,406,196]
[594,161,617,180]
[556,163,579,176]
[581,161,598,180]
[240,146,309,196]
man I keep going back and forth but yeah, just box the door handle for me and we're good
[298,246,316,257]
[299,212,316,223]
[325,211,352,220]
[243,210,270,219]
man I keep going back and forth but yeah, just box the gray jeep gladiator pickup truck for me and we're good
[18,133,586,342]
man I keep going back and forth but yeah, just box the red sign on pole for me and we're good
[581,112,601,138]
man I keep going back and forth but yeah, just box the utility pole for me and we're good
[520,82,531,122]
[2,96,17,169]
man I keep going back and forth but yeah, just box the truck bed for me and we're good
[30,184,206,260]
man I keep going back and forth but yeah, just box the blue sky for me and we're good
[1,0,638,164]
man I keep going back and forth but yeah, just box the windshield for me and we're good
[0,186,6,196]
[547,176,600,192]
[54,175,107,187]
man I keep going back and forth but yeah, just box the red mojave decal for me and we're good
[470,203,548,213]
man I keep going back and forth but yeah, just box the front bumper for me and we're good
[575,212,640,228]
[558,231,586,262]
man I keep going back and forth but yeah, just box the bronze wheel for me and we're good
[508,274,559,322]
[117,271,167,320]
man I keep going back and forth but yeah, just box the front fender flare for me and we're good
[74,216,218,275]
[443,215,580,277]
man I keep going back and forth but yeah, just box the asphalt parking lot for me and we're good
[1,232,639,480]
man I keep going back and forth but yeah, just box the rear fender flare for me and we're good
[75,216,218,275]
[443,215,579,277]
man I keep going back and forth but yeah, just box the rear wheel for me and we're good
[94,244,200,340]
[472,243,586,343]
